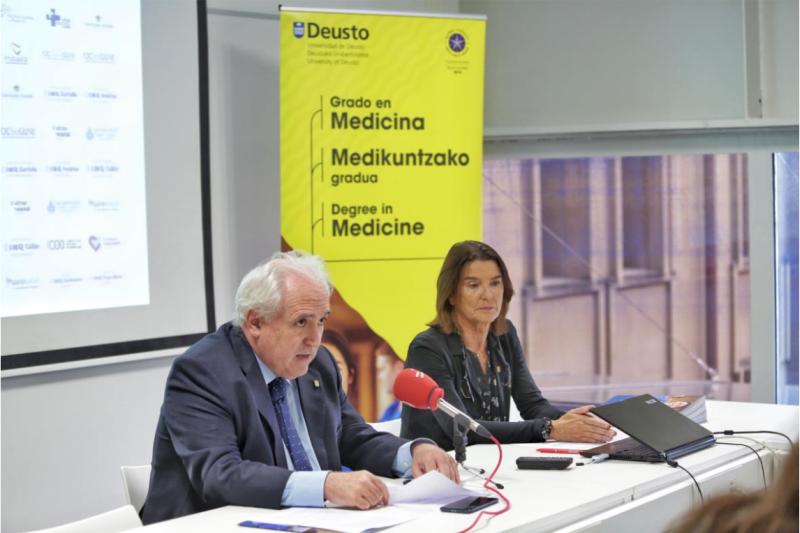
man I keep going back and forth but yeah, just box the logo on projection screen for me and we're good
[1,0,149,322]
[46,8,70,28]
[2,4,34,23]
[4,42,28,64]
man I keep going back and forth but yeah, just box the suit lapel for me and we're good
[297,367,330,469]
[231,327,287,468]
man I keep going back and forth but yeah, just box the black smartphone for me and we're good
[516,456,573,470]
[440,496,499,514]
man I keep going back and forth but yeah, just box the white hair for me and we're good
[233,251,332,326]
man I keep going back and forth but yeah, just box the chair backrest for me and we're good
[120,465,151,513]
[26,505,142,533]
[369,417,402,436]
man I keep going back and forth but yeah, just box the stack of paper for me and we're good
[664,395,707,424]
[253,472,486,533]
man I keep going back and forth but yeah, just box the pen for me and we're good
[238,521,343,533]
[576,453,610,466]
[537,448,584,454]
[238,521,306,531]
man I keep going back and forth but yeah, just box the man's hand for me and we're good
[323,471,389,510]
[411,442,460,483]
[550,405,616,443]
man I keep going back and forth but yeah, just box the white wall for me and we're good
[1,1,795,531]
[1,358,173,532]
[461,0,798,133]
[759,0,799,118]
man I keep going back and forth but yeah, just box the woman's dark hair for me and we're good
[321,329,356,381]
[428,240,514,335]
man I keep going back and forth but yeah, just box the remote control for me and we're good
[516,456,573,470]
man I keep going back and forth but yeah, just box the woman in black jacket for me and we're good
[401,240,615,450]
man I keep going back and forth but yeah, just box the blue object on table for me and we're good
[603,394,667,405]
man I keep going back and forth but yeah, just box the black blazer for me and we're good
[400,321,563,450]
[142,323,406,524]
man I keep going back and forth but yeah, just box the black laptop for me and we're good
[580,394,716,463]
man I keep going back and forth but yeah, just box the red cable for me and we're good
[457,435,511,533]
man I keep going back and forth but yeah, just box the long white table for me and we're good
[128,401,798,533]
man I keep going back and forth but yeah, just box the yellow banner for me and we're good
[280,8,484,394]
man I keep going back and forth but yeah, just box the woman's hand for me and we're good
[550,405,616,443]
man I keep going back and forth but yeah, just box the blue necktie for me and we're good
[268,378,313,471]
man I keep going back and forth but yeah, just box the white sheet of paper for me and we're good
[266,505,417,533]
[388,470,485,504]
[546,428,631,450]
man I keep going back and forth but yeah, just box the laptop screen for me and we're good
[590,394,712,453]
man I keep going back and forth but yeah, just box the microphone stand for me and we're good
[452,419,470,465]
[452,419,505,490]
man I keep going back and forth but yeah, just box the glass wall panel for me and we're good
[484,153,752,404]
[775,152,798,405]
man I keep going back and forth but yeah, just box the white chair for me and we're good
[369,417,402,436]
[25,505,142,533]
[120,465,151,513]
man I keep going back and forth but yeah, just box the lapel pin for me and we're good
[313,379,320,388]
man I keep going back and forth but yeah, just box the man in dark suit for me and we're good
[142,252,457,524]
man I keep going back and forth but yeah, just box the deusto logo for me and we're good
[294,21,369,40]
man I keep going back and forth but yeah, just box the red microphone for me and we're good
[393,368,491,438]
[393,368,444,410]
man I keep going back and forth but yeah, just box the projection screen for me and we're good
[1,0,214,371]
